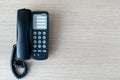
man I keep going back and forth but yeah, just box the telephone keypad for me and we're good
[32,30,48,58]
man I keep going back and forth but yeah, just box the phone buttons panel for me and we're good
[32,30,48,59]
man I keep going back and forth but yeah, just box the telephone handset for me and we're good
[11,8,49,79]
[17,9,31,60]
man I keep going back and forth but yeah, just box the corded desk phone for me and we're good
[11,8,49,79]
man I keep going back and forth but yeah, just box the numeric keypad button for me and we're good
[38,45,41,48]
[38,31,41,35]
[42,40,46,44]
[42,36,46,39]
[33,45,37,48]
[38,36,41,39]
[33,36,37,39]
[33,40,37,44]
[38,40,41,44]
[42,45,46,48]
[33,31,37,35]
[42,31,46,35]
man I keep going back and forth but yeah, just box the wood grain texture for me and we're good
[0,0,120,80]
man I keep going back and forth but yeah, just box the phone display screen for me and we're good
[33,14,47,30]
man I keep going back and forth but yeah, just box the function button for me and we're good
[33,50,37,52]
[38,36,41,39]
[42,45,46,48]
[42,31,46,35]
[33,45,37,48]
[38,45,41,48]
[33,54,36,56]
[33,31,37,35]
[42,36,46,39]
[38,40,41,44]
[38,31,41,35]
[33,36,37,39]
[38,50,41,52]
[43,50,47,52]
[42,40,46,44]
[33,40,37,44]
[37,54,40,56]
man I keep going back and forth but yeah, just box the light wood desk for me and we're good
[0,0,120,80]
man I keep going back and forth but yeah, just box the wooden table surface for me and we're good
[1,0,120,80]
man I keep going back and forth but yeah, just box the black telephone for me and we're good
[11,8,49,79]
